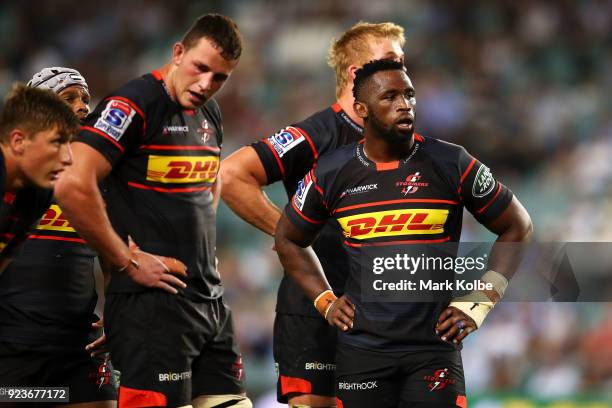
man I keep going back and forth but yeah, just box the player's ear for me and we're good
[354,100,368,119]
[8,129,27,155]
[172,42,186,65]
[348,65,360,83]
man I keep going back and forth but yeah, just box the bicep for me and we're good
[68,142,113,183]
[221,146,268,187]
[276,214,320,248]
[483,196,532,237]
[56,142,112,200]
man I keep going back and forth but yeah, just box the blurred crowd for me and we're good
[1,0,610,403]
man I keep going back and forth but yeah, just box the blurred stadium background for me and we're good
[1,0,610,406]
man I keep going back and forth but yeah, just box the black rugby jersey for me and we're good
[0,149,53,259]
[76,71,223,302]
[285,135,513,351]
[251,103,363,316]
[0,201,98,347]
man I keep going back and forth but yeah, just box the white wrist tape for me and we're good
[449,270,508,328]
[481,270,509,298]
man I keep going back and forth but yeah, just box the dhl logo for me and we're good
[337,209,449,240]
[146,156,219,184]
[37,204,76,232]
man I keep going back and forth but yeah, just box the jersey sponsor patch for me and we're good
[341,183,378,198]
[337,209,449,240]
[36,204,76,232]
[94,99,137,141]
[146,155,219,184]
[162,125,189,135]
[293,172,313,211]
[472,164,496,198]
[268,126,305,158]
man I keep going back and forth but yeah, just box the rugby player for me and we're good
[0,67,118,407]
[55,14,251,408]
[221,22,405,407]
[275,60,533,407]
[0,83,77,271]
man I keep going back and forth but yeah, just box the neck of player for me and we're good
[156,64,177,101]
[0,144,24,192]
[363,133,414,163]
[337,89,363,126]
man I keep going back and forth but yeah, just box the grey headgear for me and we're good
[27,67,89,94]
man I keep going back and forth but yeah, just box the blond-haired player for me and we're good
[221,22,405,408]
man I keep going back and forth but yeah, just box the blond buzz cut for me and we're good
[327,22,405,99]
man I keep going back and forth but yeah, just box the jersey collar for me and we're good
[151,70,196,114]
[332,103,363,135]
[356,134,424,171]
[151,70,173,101]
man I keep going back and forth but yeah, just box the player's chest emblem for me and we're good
[396,171,429,196]
[197,119,215,143]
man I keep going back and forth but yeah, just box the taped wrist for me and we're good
[448,270,508,328]
[118,258,139,272]
[313,289,337,319]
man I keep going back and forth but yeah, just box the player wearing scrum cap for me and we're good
[0,67,118,407]
[28,67,91,121]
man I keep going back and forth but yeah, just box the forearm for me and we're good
[487,201,533,281]
[275,217,330,301]
[487,236,531,284]
[212,174,221,212]
[448,198,533,327]
[278,242,330,301]
[56,177,129,268]
[221,146,282,236]
[222,173,281,236]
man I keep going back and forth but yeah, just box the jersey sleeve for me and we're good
[284,168,329,233]
[3,188,53,257]
[76,92,146,167]
[458,148,513,224]
[251,123,319,184]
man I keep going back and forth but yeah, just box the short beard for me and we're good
[368,113,413,144]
